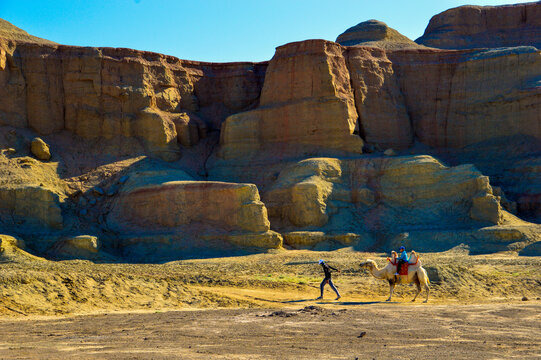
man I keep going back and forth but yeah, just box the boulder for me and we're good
[30,137,51,161]
[171,112,207,147]
[47,235,96,259]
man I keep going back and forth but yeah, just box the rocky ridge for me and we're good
[0,3,540,262]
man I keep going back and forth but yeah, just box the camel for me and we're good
[359,251,430,303]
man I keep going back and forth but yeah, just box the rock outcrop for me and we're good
[0,184,63,230]
[218,40,363,160]
[46,235,112,261]
[264,156,503,234]
[109,179,270,233]
[416,2,541,49]
[337,20,422,50]
[106,170,281,254]
[0,234,45,262]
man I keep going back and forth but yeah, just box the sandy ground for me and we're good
[1,248,540,358]
[0,303,539,359]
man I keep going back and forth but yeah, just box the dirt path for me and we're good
[0,303,539,359]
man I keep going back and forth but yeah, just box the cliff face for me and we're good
[389,46,541,148]
[416,2,541,49]
[218,40,363,160]
[0,40,267,160]
[0,2,540,261]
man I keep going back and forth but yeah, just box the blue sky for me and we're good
[0,0,535,62]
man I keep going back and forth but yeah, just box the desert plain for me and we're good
[0,1,541,359]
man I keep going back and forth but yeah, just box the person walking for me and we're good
[315,260,341,300]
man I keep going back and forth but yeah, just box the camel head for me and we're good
[359,259,377,269]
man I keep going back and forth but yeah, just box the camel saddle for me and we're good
[387,258,418,276]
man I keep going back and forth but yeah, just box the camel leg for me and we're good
[412,277,421,302]
[423,284,430,303]
[387,280,395,301]
[417,268,430,303]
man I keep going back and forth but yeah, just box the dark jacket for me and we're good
[320,263,338,279]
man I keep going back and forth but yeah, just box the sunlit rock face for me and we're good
[416,2,541,49]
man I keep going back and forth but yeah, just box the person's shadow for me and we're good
[282,299,313,304]
[282,299,385,305]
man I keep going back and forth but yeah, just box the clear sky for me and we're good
[0,0,536,62]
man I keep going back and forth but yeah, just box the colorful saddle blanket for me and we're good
[387,258,418,276]
[397,263,409,276]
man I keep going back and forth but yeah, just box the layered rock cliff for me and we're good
[416,2,541,49]
[0,40,266,160]
[0,2,540,261]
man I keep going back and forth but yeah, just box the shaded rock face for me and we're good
[336,20,421,50]
[346,47,412,148]
[0,185,63,230]
[389,46,541,148]
[416,2,541,49]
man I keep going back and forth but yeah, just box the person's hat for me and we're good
[399,246,405,251]
[319,259,324,264]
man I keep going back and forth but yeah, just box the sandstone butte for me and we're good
[0,3,540,262]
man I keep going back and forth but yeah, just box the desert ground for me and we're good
[1,248,540,359]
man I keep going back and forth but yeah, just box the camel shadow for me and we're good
[281,299,388,306]
[335,301,390,305]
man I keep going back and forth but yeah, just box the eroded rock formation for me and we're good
[0,40,266,160]
[0,2,540,260]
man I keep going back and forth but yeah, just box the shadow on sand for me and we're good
[281,299,386,306]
